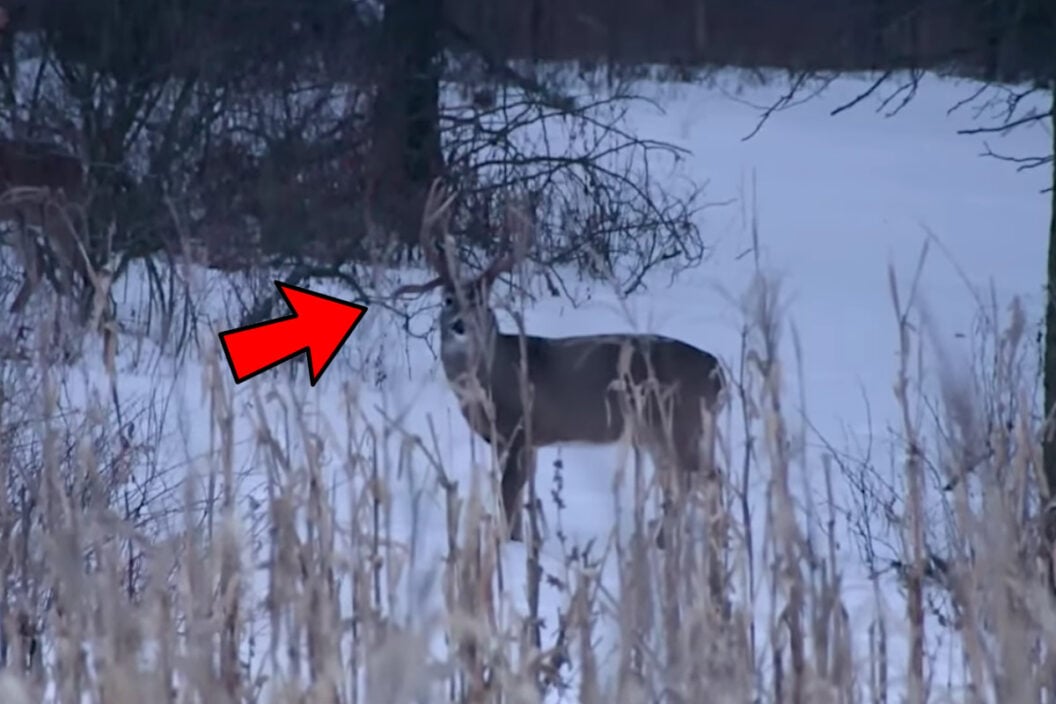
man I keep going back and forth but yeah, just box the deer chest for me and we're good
[442,370,525,445]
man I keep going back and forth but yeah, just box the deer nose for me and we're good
[451,320,466,335]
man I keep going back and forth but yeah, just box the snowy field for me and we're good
[8,70,1052,702]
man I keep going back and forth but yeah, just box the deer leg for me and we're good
[695,407,729,613]
[500,441,529,542]
[654,470,674,550]
[648,438,680,551]
[654,422,706,548]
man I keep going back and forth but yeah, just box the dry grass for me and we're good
[0,257,1052,704]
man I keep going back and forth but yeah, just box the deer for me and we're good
[391,180,728,556]
[0,138,97,315]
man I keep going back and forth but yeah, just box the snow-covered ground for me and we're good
[41,70,1053,699]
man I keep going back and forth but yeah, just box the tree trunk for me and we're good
[366,0,445,255]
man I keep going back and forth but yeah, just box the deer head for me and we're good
[392,180,532,366]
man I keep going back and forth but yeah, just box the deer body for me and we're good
[443,327,723,447]
[393,181,727,544]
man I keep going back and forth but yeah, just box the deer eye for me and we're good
[443,293,455,307]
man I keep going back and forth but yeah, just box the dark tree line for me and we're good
[449,0,1053,81]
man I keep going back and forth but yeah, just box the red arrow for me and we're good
[218,281,368,386]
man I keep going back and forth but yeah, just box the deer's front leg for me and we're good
[500,441,529,542]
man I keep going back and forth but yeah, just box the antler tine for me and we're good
[390,275,446,299]
[422,178,457,229]
[420,178,458,277]
[479,196,534,287]
[389,178,458,301]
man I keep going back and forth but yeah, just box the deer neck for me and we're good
[440,325,498,393]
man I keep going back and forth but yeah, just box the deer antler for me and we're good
[390,178,458,299]
[420,178,458,279]
[477,194,533,288]
[389,182,534,299]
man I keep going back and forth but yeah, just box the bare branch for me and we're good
[830,70,894,116]
[957,110,1050,135]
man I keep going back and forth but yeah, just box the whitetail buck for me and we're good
[0,138,94,314]
[392,181,727,548]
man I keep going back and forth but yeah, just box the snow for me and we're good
[29,69,1053,699]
